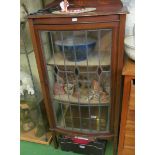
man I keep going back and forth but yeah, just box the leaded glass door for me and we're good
[38,27,116,133]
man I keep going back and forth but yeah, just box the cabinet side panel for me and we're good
[28,19,56,129]
[113,14,126,155]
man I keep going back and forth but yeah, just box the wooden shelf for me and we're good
[20,128,52,145]
[47,52,110,67]
[122,57,135,76]
[54,94,110,105]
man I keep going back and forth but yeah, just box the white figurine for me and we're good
[60,0,69,12]
[20,71,35,95]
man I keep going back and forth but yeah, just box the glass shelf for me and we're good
[53,94,110,105]
[47,52,110,67]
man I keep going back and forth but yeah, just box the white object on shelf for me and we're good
[124,35,135,61]
[20,71,35,95]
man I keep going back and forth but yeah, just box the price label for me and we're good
[72,18,78,22]
[91,115,97,119]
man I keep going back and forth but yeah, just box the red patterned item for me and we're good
[92,80,102,92]
[54,82,65,95]
[72,136,90,145]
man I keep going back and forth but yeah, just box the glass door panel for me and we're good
[40,29,112,132]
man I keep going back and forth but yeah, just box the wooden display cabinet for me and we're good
[28,0,127,154]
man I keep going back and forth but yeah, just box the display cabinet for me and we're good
[28,0,127,154]
[20,21,52,144]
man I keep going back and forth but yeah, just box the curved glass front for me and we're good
[40,29,112,133]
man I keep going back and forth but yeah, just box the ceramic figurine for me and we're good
[79,75,90,89]
[60,0,69,12]
[20,71,35,95]
[64,83,74,95]
[92,80,102,92]
[73,84,81,98]
[85,79,109,102]
[54,75,65,95]
[86,93,93,101]
[54,82,65,95]
[56,75,64,84]
[101,92,109,103]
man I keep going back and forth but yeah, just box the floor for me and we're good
[20,141,113,155]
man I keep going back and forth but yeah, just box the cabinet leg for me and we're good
[113,136,118,155]
[52,132,59,148]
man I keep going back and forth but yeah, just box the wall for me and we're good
[121,0,135,36]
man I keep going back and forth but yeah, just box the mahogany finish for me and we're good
[118,58,135,155]
[28,0,127,154]
[33,15,119,25]
[45,0,123,11]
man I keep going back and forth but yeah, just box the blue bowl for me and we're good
[55,37,96,61]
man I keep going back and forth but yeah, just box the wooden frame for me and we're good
[28,7,127,154]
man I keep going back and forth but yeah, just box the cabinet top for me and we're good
[28,0,128,19]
